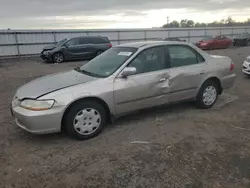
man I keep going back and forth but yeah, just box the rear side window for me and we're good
[91,37,110,44]
[167,45,205,68]
[78,37,109,44]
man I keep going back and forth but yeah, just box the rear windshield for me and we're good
[77,47,137,78]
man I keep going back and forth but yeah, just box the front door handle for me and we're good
[159,78,167,82]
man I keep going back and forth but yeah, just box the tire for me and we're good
[52,53,64,63]
[64,100,107,140]
[196,80,219,109]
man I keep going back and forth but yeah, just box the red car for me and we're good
[196,36,233,50]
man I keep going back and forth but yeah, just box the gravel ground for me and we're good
[1,47,250,188]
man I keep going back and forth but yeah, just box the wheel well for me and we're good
[61,97,112,130]
[204,77,223,95]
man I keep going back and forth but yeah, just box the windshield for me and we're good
[56,38,67,46]
[77,47,137,78]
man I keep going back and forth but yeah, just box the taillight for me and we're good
[107,43,112,48]
[230,62,235,71]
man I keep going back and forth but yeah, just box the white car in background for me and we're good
[242,56,250,76]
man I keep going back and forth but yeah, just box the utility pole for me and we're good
[167,16,170,24]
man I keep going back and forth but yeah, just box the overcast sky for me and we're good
[0,0,250,29]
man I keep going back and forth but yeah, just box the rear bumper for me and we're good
[221,73,236,90]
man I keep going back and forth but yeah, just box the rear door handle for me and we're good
[200,72,205,75]
[159,78,167,82]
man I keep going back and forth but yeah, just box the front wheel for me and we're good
[64,100,107,140]
[196,80,218,109]
[53,53,64,63]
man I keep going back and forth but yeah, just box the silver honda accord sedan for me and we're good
[11,41,236,140]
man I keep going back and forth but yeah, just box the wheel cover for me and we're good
[202,86,217,106]
[54,54,63,63]
[73,108,101,135]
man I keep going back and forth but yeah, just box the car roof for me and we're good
[116,41,188,48]
[70,36,108,39]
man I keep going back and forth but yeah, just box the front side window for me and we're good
[128,46,166,74]
[66,38,79,46]
[77,47,137,78]
[167,45,204,68]
[79,38,88,44]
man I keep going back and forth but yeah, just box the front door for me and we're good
[64,38,82,59]
[114,46,171,115]
[165,45,207,102]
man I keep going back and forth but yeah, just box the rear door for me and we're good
[114,46,171,114]
[165,45,207,102]
[78,37,95,58]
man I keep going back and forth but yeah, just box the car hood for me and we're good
[15,70,97,99]
[43,44,56,50]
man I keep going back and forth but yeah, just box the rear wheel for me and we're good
[196,80,218,109]
[64,100,107,140]
[53,53,64,63]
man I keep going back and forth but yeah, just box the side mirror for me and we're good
[121,67,137,77]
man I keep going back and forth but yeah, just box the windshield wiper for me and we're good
[74,67,105,78]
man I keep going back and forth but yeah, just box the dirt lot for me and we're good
[1,47,250,188]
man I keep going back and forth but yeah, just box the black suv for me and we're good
[40,36,112,63]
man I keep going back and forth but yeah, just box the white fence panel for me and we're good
[146,30,169,39]
[169,30,188,37]
[1,26,250,57]
[19,44,48,55]
[119,31,145,40]
[233,28,247,35]
[190,29,206,37]
[18,33,54,44]
[0,33,16,45]
[0,46,17,56]
[88,32,118,41]
[206,29,221,36]
[55,32,88,41]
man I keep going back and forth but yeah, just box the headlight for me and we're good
[20,99,55,111]
[43,51,51,55]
